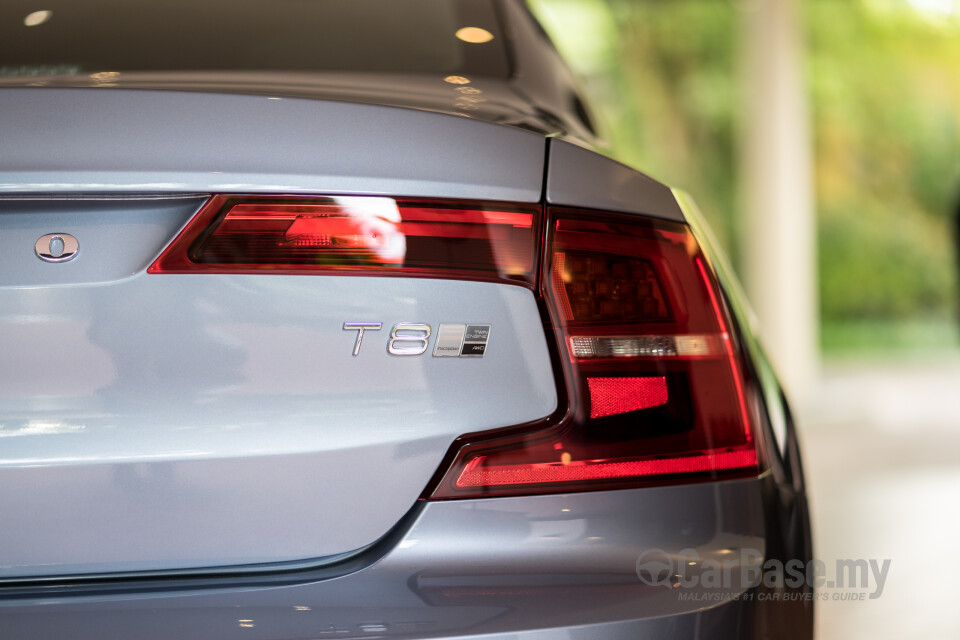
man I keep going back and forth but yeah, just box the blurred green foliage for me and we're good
[809,0,959,329]
[530,0,960,353]
[529,0,741,254]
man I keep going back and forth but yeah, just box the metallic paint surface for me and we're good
[0,275,556,576]
[0,88,545,202]
[546,139,685,222]
[0,480,766,639]
[0,72,567,140]
[0,198,204,286]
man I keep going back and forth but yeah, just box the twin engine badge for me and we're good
[343,322,491,357]
[432,323,491,357]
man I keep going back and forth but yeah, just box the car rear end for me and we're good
[0,1,812,638]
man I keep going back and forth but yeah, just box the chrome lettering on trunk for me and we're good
[345,322,491,357]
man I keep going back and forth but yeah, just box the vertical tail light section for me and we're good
[149,195,539,286]
[429,209,758,498]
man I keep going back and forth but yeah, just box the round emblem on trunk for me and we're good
[35,233,80,263]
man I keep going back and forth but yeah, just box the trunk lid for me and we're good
[0,89,557,578]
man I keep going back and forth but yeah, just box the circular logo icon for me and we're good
[35,233,79,263]
[635,548,675,586]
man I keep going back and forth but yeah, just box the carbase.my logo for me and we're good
[634,547,891,599]
[635,549,675,587]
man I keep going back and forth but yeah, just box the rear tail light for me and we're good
[428,209,758,498]
[149,195,757,497]
[149,195,539,286]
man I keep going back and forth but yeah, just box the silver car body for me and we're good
[0,2,812,638]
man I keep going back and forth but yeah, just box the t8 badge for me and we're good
[343,322,491,357]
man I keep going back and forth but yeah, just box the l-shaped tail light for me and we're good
[148,195,758,498]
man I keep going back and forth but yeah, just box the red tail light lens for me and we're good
[149,195,539,286]
[587,376,669,419]
[149,195,757,498]
[429,209,758,498]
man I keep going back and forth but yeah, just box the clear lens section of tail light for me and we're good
[429,209,758,498]
[148,195,539,286]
